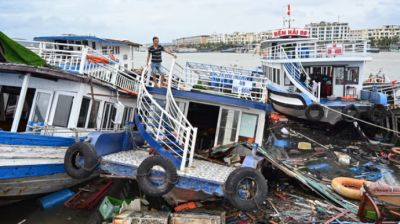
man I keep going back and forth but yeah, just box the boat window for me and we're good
[32,92,51,123]
[284,74,292,85]
[122,106,134,124]
[238,113,258,143]
[77,97,91,128]
[52,94,74,127]
[87,100,100,129]
[346,67,359,84]
[277,69,281,85]
[334,67,345,85]
[217,109,240,145]
[101,102,116,129]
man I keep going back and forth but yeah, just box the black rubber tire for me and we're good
[64,142,98,179]
[224,167,268,212]
[342,104,360,122]
[305,104,325,121]
[137,156,178,197]
[368,104,386,124]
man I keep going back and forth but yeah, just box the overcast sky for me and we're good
[1,0,399,44]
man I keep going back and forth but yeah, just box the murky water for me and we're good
[134,51,400,81]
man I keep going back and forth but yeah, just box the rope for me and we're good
[319,104,400,135]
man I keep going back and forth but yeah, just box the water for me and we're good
[134,51,400,81]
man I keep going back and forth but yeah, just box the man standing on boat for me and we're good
[146,36,177,87]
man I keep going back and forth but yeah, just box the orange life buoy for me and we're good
[331,177,371,200]
[392,147,400,155]
[121,88,138,96]
[86,54,109,64]
[388,147,400,164]
[341,95,357,101]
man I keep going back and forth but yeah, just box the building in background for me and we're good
[175,35,209,46]
[305,21,350,40]
[208,33,226,44]
[349,25,400,40]
[186,31,273,45]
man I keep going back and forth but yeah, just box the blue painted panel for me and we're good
[0,164,65,179]
[88,131,134,157]
[148,87,269,111]
[370,91,388,105]
[100,161,224,196]
[0,132,76,146]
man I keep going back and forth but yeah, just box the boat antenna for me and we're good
[283,4,295,28]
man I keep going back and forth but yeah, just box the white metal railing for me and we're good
[137,65,197,170]
[166,59,198,167]
[262,40,368,60]
[280,46,321,102]
[18,41,140,93]
[172,62,268,102]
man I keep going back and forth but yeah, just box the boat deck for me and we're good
[100,150,235,195]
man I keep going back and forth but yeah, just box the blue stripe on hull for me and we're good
[0,164,65,179]
[0,132,76,146]
[148,87,269,111]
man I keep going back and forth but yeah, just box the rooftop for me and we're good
[34,35,141,47]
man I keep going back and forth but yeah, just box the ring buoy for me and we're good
[64,142,98,179]
[342,104,360,122]
[392,147,400,155]
[331,177,371,200]
[388,147,400,164]
[305,104,325,121]
[368,104,386,124]
[86,54,109,64]
[137,156,178,196]
[224,167,268,212]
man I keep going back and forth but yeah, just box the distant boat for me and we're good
[176,47,198,53]
[220,48,236,53]
[367,48,380,53]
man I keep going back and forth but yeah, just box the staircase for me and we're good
[135,60,198,171]
[280,46,320,103]
[21,41,140,94]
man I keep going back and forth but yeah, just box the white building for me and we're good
[208,33,226,44]
[348,25,400,41]
[305,22,350,40]
[34,35,141,70]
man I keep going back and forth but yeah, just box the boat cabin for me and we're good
[260,28,370,100]
[0,36,140,136]
[32,35,141,70]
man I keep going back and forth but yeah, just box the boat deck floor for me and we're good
[0,144,66,166]
[101,150,235,185]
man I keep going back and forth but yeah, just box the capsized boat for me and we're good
[0,32,141,204]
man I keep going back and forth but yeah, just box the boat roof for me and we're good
[33,35,134,47]
[261,37,318,44]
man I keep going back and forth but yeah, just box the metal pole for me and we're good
[11,73,30,132]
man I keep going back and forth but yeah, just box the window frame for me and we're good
[77,97,91,128]
[48,91,76,128]
[28,89,54,125]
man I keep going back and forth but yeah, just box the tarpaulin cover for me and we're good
[0,32,46,67]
